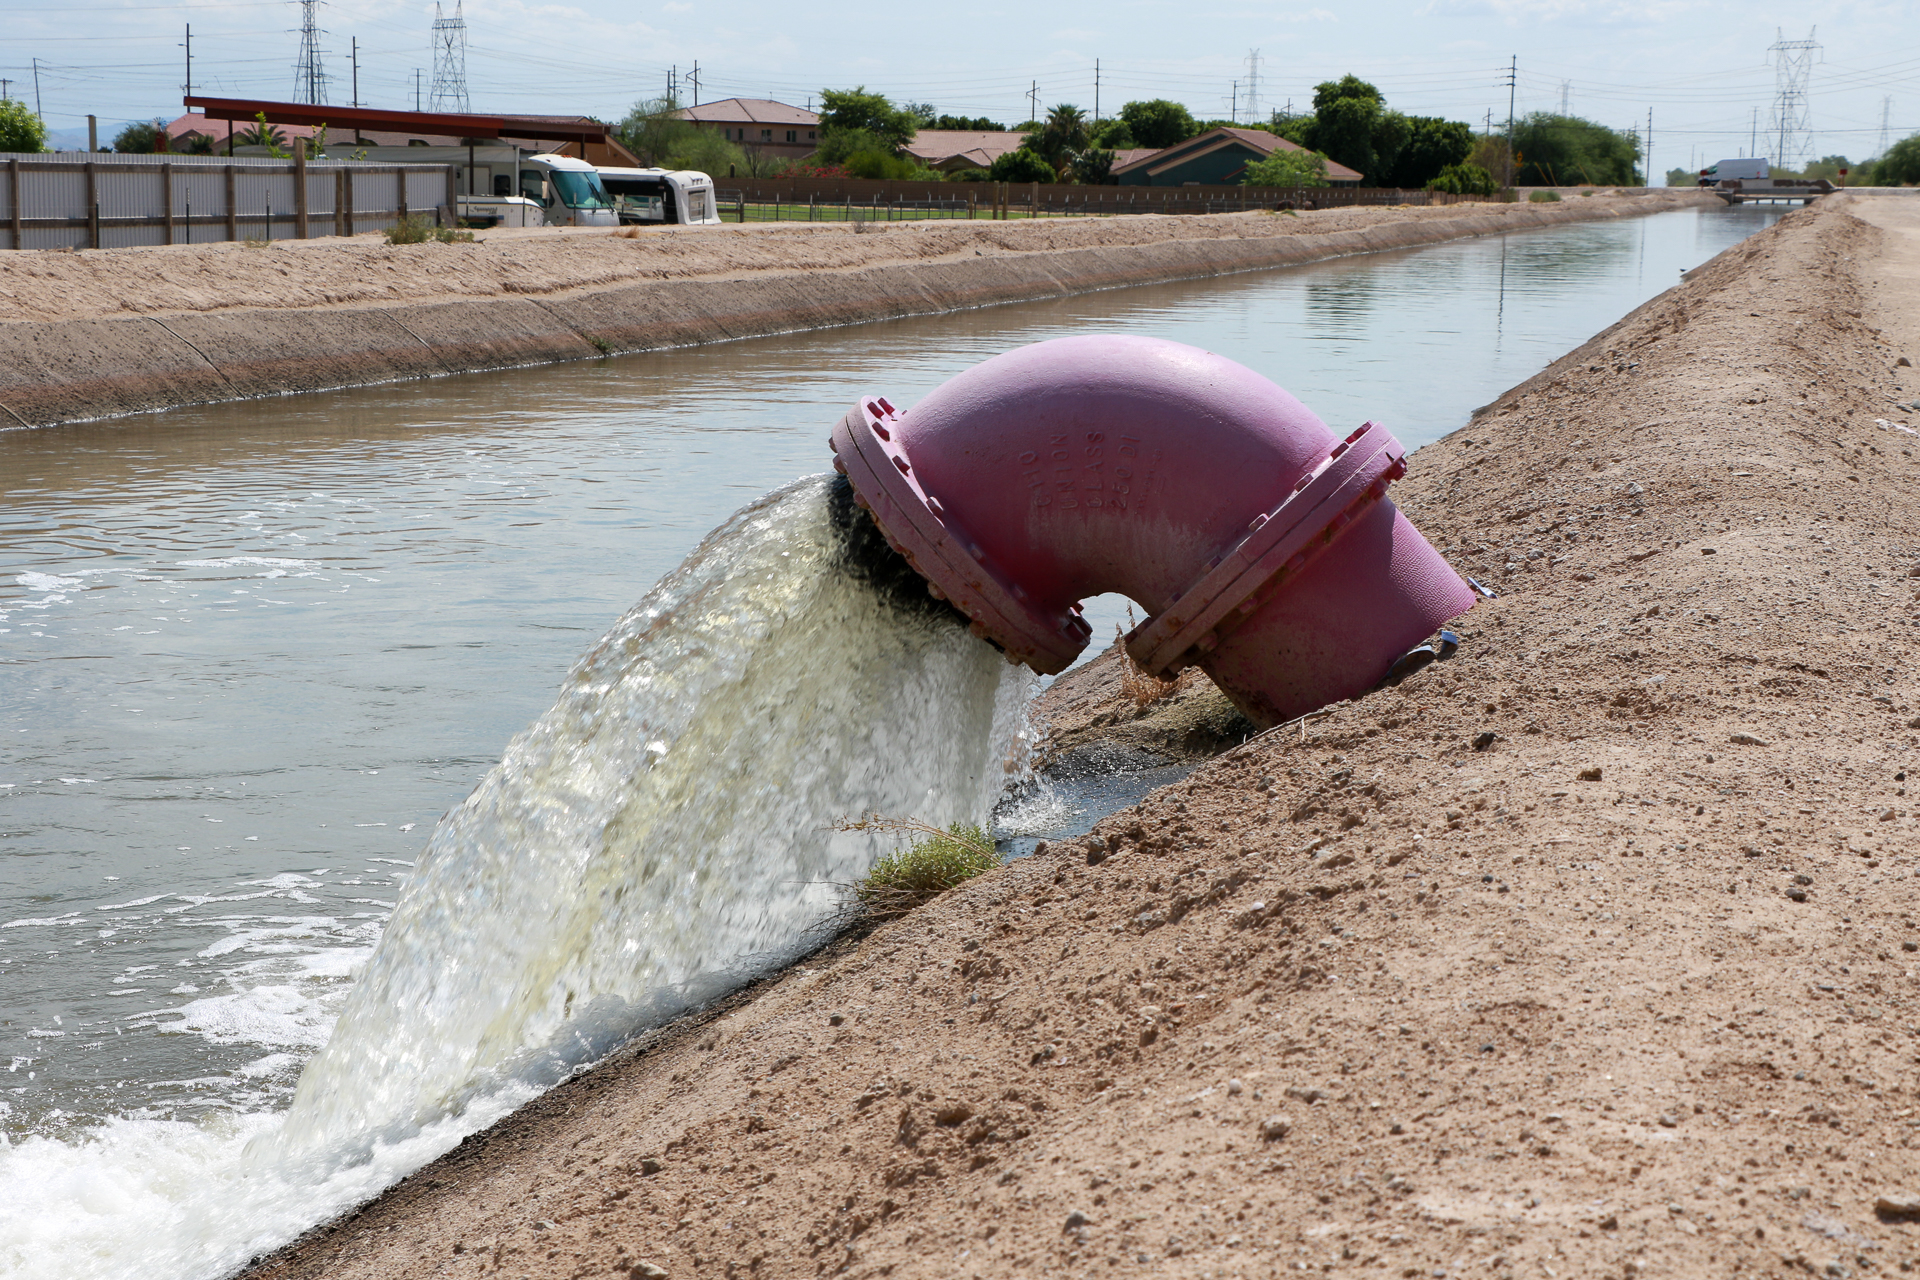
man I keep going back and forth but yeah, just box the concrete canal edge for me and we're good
[0,193,1721,430]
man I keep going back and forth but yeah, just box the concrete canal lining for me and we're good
[0,191,1718,429]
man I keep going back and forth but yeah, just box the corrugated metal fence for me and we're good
[2,152,457,250]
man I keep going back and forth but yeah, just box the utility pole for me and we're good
[1505,56,1517,187]
[414,68,422,112]
[33,57,43,119]
[1644,107,1652,186]
[689,60,700,107]
[181,25,192,102]
[350,37,358,107]
[1094,59,1099,123]
[0,80,8,102]
[1750,106,1758,157]
[1028,80,1039,126]
[1229,80,1238,125]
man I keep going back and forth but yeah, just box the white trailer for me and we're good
[596,168,724,227]
[1700,158,1769,184]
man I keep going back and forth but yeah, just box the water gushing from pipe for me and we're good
[272,475,1031,1163]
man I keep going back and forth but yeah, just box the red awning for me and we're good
[182,97,610,146]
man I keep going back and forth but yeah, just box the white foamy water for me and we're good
[0,475,1031,1279]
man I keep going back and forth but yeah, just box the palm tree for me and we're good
[1029,104,1090,178]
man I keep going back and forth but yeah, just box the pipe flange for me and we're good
[1125,420,1406,677]
[831,396,1091,673]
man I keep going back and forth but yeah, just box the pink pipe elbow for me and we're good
[829,335,1477,729]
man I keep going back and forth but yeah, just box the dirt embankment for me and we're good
[0,191,1712,430]
[243,192,1920,1280]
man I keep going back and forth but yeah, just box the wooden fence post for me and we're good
[397,167,409,225]
[444,165,458,227]
[162,162,175,245]
[293,148,309,239]
[224,165,237,241]
[336,169,349,236]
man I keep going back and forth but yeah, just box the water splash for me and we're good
[273,474,1031,1162]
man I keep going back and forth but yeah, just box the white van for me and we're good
[597,168,724,227]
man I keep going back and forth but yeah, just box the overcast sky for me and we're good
[4,0,1915,169]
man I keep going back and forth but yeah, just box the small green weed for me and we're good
[586,335,613,354]
[840,816,1000,919]
[1529,190,1562,203]
[385,215,474,245]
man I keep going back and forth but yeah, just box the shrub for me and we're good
[988,147,1058,184]
[1243,148,1330,188]
[0,99,49,153]
[1867,135,1920,186]
[1426,162,1499,196]
[1528,190,1562,202]
[947,166,990,183]
[844,817,1000,918]
[385,215,473,245]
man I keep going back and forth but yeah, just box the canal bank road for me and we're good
[0,191,1719,430]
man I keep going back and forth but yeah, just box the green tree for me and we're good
[0,98,48,153]
[1665,166,1699,187]
[1426,162,1499,196]
[1510,112,1640,186]
[616,94,746,174]
[175,132,215,156]
[1089,118,1135,150]
[988,148,1056,184]
[903,102,937,128]
[818,87,919,150]
[1026,103,1090,177]
[1242,148,1329,187]
[1071,148,1116,184]
[1802,154,1851,182]
[1301,76,1407,186]
[111,120,167,153]
[1118,99,1198,149]
[932,115,1004,132]
[1383,116,1473,189]
[1866,135,1920,185]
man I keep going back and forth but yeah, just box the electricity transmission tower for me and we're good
[1766,26,1819,170]
[1243,49,1262,125]
[1876,96,1893,159]
[429,1,469,113]
[1559,80,1571,115]
[293,0,328,106]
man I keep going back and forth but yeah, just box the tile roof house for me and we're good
[1113,127,1362,187]
[901,130,1032,173]
[675,98,819,161]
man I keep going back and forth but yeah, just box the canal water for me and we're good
[0,205,1780,1278]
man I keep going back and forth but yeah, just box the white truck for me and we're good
[596,168,724,227]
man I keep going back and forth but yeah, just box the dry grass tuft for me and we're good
[836,815,1000,919]
[1115,621,1179,707]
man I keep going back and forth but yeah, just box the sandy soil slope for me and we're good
[244,192,1920,1280]
[0,194,1700,327]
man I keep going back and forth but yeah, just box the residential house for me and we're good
[901,129,1031,174]
[674,98,818,163]
[1113,127,1362,187]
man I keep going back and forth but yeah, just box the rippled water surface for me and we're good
[0,205,1780,1278]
